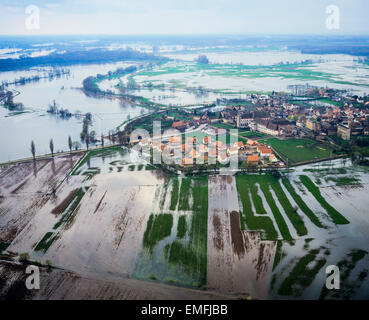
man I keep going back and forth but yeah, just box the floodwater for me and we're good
[0,62,150,163]
[139,50,369,96]
[1,151,369,299]
[2,48,369,163]
[269,159,369,299]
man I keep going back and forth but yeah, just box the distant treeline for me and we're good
[290,44,369,57]
[82,65,164,110]
[0,48,169,71]
[0,68,70,89]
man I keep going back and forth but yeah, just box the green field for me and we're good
[134,60,355,89]
[238,131,266,138]
[211,122,237,130]
[259,138,334,164]
[235,171,344,241]
[236,173,315,240]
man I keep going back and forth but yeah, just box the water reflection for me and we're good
[0,62,151,162]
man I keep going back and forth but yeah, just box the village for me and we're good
[131,86,369,169]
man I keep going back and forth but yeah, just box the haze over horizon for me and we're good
[0,0,369,36]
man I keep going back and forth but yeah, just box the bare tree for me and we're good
[30,140,36,161]
[85,134,90,150]
[118,131,124,145]
[68,136,72,154]
[49,138,54,157]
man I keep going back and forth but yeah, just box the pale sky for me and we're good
[0,0,368,35]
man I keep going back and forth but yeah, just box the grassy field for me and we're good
[257,175,293,240]
[169,178,179,211]
[177,215,187,239]
[166,176,209,286]
[235,172,345,240]
[134,60,349,87]
[259,138,334,164]
[236,175,279,240]
[143,214,173,254]
[238,131,265,138]
[211,122,237,130]
[178,178,191,211]
[268,176,307,237]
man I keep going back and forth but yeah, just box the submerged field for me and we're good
[133,175,208,288]
[0,147,368,300]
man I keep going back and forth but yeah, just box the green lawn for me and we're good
[259,138,333,164]
[238,131,265,138]
[211,122,237,130]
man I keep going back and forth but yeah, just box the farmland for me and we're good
[134,175,208,288]
[0,148,369,300]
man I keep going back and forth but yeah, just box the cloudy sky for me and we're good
[0,0,368,35]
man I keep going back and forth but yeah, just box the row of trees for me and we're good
[30,136,74,161]
[29,133,107,161]
[1,68,70,88]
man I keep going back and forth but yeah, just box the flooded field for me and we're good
[207,175,276,299]
[133,175,208,288]
[269,160,369,299]
[0,154,83,246]
[0,147,368,300]
[127,50,369,105]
